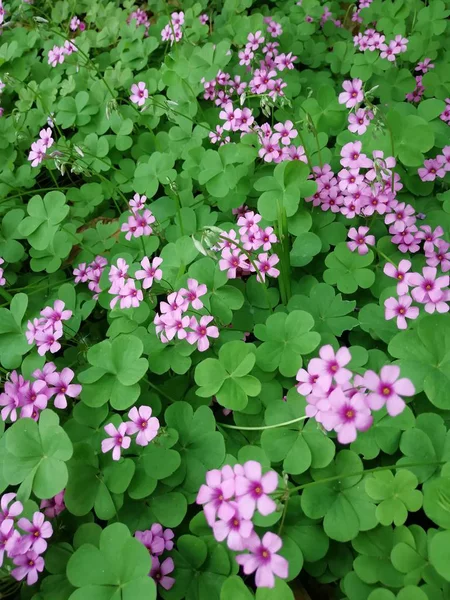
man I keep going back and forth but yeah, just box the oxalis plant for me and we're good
[0,0,449,598]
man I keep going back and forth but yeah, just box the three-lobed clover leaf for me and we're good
[365,470,423,526]
[3,409,73,500]
[0,292,30,368]
[78,334,148,410]
[324,243,375,294]
[254,310,321,376]
[18,191,69,251]
[195,340,261,410]
[67,523,156,600]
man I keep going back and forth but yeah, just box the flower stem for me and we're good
[218,415,308,431]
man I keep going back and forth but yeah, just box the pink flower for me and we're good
[383,260,413,295]
[150,524,174,551]
[308,345,352,390]
[362,365,415,416]
[39,128,54,149]
[338,79,364,108]
[199,14,209,24]
[247,31,265,50]
[257,227,277,251]
[41,300,72,328]
[0,519,21,565]
[46,368,82,409]
[418,157,446,181]
[237,211,262,235]
[212,502,253,550]
[127,406,159,446]
[160,291,188,313]
[161,309,190,341]
[347,226,375,255]
[236,532,288,588]
[0,493,23,524]
[238,48,254,66]
[384,202,416,233]
[384,295,419,329]
[17,512,53,555]
[419,225,444,253]
[20,380,49,419]
[321,388,373,444]
[259,135,281,162]
[28,140,46,167]
[274,52,296,70]
[12,551,45,586]
[273,120,297,145]
[73,262,88,283]
[409,267,449,306]
[219,102,238,131]
[135,256,163,289]
[40,491,65,519]
[255,253,280,283]
[101,423,131,461]
[340,141,372,169]
[348,108,373,135]
[426,240,450,272]
[196,468,235,526]
[130,82,148,107]
[48,46,65,67]
[181,278,207,310]
[415,58,434,73]
[219,248,249,279]
[135,530,165,555]
[235,461,278,519]
[150,557,175,590]
[186,316,219,352]
[234,107,254,132]
[129,193,146,213]
[296,364,321,396]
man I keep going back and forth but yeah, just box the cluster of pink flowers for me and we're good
[108,253,162,310]
[0,494,53,586]
[0,364,82,422]
[28,127,54,168]
[354,29,408,61]
[406,75,426,103]
[338,79,375,135]
[69,16,86,32]
[0,257,5,286]
[121,193,155,240]
[351,0,374,24]
[130,82,148,107]
[384,256,449,328]
[154,280,219,351]
[418,146,450,181]
[216,209,280,283]
[73,255,107,300]
[25,301,72,356]
[135,524,175,590]
[40,491,65,519]
[161,11,184,44]
[197,462,288,588]
[297,345,415,444]
[47,40,77,68]
[101,405,160,460]
[128,7,150,34]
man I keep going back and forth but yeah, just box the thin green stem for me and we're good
[276,198,291,304]
[218,416,308,431]
[144,377,177,403]
[0,287,13,303]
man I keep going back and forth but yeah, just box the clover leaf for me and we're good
[134,152,177,198]
[18,191,69,251]
[0,208,25,262]
[301,450,377,542]
[351,527,405,588]
[365,470,423,526]
[195,341,261,410]
[423,473,450,529]
[390,526,432,586]
[388,314,450,410]
[67,523,156,600]
[78,334,148,410]
[254,310,321,376]
[3,409,73,500]
[288,283,358,338]
[261,395,335,474]
[324,243,375,294]
[0,292,30,368]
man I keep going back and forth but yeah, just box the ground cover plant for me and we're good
[0,0,449,598]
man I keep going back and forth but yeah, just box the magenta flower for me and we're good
[384,295,419,329]
[0,493,23,524]
[384,202,416,233]
[199,13,208,24]
[321,388,372,444]
[237,211,262,235]
[296,364,321,396]
[338,79,364,108]
[235,461,278,519]
[40,491,65,519]
[362,365,415,416]
[254,253,280,283]
[348,108,373,135]
[236,532,288,588]
[259,135,281,162]
[28,140,46,167]
[196,468,235,526]
[415,58,434,73]
[161,309,190,341]
[383,260,413,295]
[219,248,249,279]
[274,52,296,70]
[41,300,72,328]
[135,530,165,555]
[17,512,53,554]
[130,82,148,107]
[409,267,449,306]
[20,380,48,419]
[39,128,54,149]
[150,524,174,551]
[135,256,163,289]
[101,423,131,461]
[129,193,146,213]
[46,368,82,409]
[181,278,207,310]
[160,291,189,314]
[308,345,352,390]
[0,391,20,422]
[0,519,20,565]
[12,551,45,586]
[426,240,450,272]
[347,226,375,255]
[212,502,253,551]
[127,405,159,446]
[186,316,219,352]
[419,225,444,253]
[340,141,372,169]
[219,102,238,131]
[258,227,278,251]
[247,30,265,50]
[273,120,298,145]
[150,557,175,590]
[234,107,254,132]
[418,157,446,181]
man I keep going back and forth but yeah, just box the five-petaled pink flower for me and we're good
[196,468,235,526]
[186,316,219,352]
[308,345,352,390]
[235,460,278,519]
[321,388,373,444]
[182,278,207,310]
[12,551,45,586]
[236,532,288,589]
[17,512,53,555]
[46,368,82,409]
[102,423,131,461]
[338,79,364,108]
[150,557,175,590]
[212,502,253,551]
[383,260,413,295]
[130,82,148,107]
[362,365,415,416]
[384,295,419,329]
[135,256,163,289]
[347,226,375,255]
[127,406,160,446]
[255,253,280,283]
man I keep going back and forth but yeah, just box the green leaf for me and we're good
[254,310,320,376]
[324,243,375,294]
[18,192,69,251]
[365,470,422,526]
[429,530,450,582]
[423,476,450,529]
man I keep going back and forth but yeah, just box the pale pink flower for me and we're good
[196,468,235,526]
[12,551,44,586]
[362,365,414,416]
[127,406,159,446]
[383,260,413,295]
[347,226,375,255]
[255,253,280,282]
[101,423,131,461]
[338,79,364,108]
[186,316,219,352]
[236,532,288,588]
[384,295,419,329]
[321,388,373,444]
[308,345,352,390]
[130,82,148,107]
[135,256,163,289]
[17,512,53,555]
[46,368,82,409]
[235,461,278,519]
[181,278,207,310]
